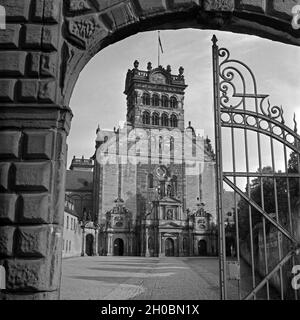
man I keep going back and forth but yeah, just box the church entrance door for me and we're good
[85,234,94,256]
[165,238,175,257]
[198,240,207,256]
[114,238,124,256]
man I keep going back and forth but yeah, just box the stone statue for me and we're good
[167,209,173,220]
[167,183,172,197]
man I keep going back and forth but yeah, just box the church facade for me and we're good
[90,61,218,257]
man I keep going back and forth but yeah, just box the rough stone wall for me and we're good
[0,0,70,300]
[0,0,299,300]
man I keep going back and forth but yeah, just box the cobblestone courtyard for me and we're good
[60,256,240,300]
[61,257,253,300]
[61,256,280,300]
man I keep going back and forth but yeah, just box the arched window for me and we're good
[159,136,163,157]
[148,173,153,188]
[161,113,169,126]
[134,91,138,104]
[170,114,178,127]
[152,112,159,125]
[170,136,174,161]
[192,136,196,157]
[142,93,150,105]
[152,94,159,106]
[135,136,141,157]
[170,97,178,108]
[170,137,174,152]
[183,238,187,251]
[161,95,169,108]
[142,111,150,124]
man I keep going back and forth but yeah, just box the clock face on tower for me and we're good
[156,165,167,178]
[150,72,166,84]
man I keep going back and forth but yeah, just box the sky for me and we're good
[68,28,300,176]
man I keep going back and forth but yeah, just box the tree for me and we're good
[238,150,299,241]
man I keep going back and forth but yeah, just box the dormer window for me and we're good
[142,93,150,105]
[161,95,169,108]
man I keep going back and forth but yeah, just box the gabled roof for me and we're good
[159,221,184,228]
[65,170,93,192]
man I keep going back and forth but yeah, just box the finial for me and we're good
[167,65,171,73]
[212,34,218,45]
[294,113,298,133]
[96,124,100,134]
[147,62,152,71]
[188,121,191,127]
[133,60,139,69]
[179,66,184,75]
[280,105,285,124]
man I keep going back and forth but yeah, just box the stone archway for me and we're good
[165,238,175,256]
[198,239,207,256]
[1,0,300,300]
[85,234,94,256]
[113,238,124,256]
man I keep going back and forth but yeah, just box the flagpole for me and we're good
[158,31,160,67]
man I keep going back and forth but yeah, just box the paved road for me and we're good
[60,256,278,300]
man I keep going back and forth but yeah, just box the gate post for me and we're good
[212,35,227,300]
[0,0,70,300]
[0,107,72,299]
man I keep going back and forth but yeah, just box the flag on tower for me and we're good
[158,31,164,54]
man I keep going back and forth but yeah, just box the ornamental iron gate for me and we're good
[212,35,300,300]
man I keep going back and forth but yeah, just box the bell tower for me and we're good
[124,60,187,131]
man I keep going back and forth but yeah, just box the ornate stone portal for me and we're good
[102,198,134,256]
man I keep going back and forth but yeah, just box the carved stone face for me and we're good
[197,217,207,230]
[150,72,166,84]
